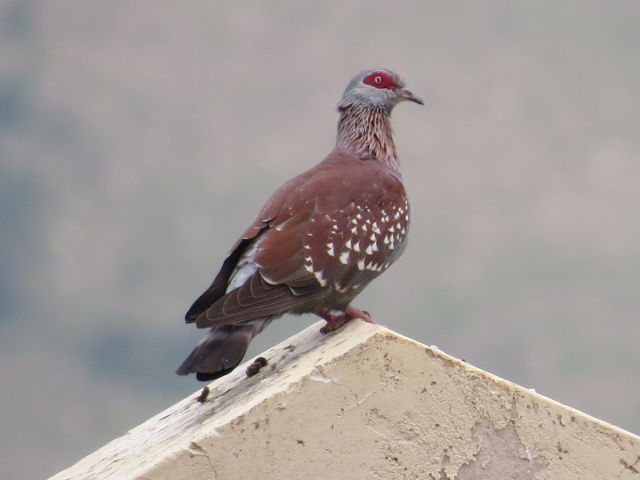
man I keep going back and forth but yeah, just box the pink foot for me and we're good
[345,305,375,324]
[317,306,376,334]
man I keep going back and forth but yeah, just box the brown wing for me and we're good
[184,172,315,323]
[191,151,410,328]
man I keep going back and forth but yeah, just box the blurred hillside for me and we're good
[1,2,639,479]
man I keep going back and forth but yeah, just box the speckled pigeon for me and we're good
[177,69,422,381]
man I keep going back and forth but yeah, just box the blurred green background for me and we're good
[1,1,639,479]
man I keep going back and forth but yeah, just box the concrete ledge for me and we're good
[49,321,640,479]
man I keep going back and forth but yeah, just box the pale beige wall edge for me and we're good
[49,321,640,480]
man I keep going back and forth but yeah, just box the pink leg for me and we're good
[317,306,375,334]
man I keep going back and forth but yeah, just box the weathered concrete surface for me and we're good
[49,321,640,480]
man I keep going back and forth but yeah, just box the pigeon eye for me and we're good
[363,71,395,89]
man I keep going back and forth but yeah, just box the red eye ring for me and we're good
[363,71,396,90]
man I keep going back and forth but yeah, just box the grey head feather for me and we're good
[337,68,407,111]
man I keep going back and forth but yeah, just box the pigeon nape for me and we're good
[176,69,422,381]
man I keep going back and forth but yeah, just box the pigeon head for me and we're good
[337,68,423,111]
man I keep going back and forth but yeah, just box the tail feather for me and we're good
[176,318,272,381]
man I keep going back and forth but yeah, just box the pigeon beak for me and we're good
[396,88,424,105]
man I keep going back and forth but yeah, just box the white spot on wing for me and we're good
[335,282,348,293]
[326,243,335,257]
[366,261,379,271]
[339,250,350,264]
[314,270,327,287]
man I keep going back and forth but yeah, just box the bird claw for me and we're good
[345,306,376,324]
[318,306,376,334]
[318,310,352,334]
